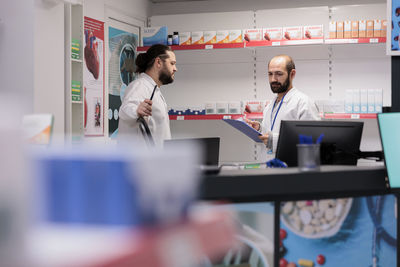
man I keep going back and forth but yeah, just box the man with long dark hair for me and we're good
[119,44,177,146]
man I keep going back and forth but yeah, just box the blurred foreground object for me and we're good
[26,141,237,266]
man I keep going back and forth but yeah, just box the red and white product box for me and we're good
[351,21,359,38]
[283,26,303,40]
[344,21,351,38]
[337,21,344,38]
[243,29,263,42]
[382,20,387,37]
[329,21,337,39]
[244,100,265,113]
[303,25,323,39]
[374,19,382,37]
[359,20,366,38]
[263,28,283,41]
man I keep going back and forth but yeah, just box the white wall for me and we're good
[34,0,65,136]
[151,0,385,15]
[0,0,35,113]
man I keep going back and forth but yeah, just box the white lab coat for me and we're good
[118,73,171,147]
[261,87,320,151]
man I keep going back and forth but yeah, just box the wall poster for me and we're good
[388,0,400,54]
[108,19,139,138]
[84,16,105,136]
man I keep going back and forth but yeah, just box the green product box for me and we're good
[71,38,81,59]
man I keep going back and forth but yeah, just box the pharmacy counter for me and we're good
[200,165,389,202]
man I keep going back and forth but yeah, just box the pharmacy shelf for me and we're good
[322,113,378,119]
[137,43,244,52]
[169,114,244,120]
[325,37,386,44]
[169,113,378,120]
[245,38,324,47]
[137,37,385,52]
[71,58,83,63]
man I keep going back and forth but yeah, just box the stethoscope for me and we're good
[366,195,397,267]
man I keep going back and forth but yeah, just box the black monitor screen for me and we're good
[164,137,220,166]
[276,120,363,167]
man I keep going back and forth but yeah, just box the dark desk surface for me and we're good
[200,165,389,202]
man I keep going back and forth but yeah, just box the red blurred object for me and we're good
[280,229,287,240]
[316,254,326,265]
[279,258,288,267]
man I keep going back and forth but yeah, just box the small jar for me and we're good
[172,32,179,45]
[167,35,173,45]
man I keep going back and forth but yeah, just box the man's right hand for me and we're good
[245,118,261,131]
[137,99,152,117]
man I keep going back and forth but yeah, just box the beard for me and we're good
[270,76,290,94]
[159,67,174,85]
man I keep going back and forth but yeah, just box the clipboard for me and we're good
[223,119,263,143]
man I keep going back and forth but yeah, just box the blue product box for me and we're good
[143,26,168,46]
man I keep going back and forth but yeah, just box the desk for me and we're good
[200,166,389,202]
[199,166,398,267]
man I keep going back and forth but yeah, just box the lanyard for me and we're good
[270,94,286,131]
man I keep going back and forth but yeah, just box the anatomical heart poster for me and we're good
[84,17,104,136]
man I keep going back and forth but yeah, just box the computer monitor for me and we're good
[276,120,364,167]
[378,112,400,189]
[164,137,220,167]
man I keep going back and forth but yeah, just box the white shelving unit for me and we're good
[149,3,389,163]
[65,3,84,142]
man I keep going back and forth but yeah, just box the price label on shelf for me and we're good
[205,45,214,49]
[350,114,360,119]
[177,116,185,120]
[369,38,378,43]
[272,42,281,46]
[223,115,232,119]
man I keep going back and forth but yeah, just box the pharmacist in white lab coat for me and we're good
[118,44,177,146]
[246,54,319,152]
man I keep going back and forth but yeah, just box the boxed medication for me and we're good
[359,20,366,38]
[205,102,216,114]
[374,19,382,37]
[360,89,368,113]
[381,20,387,37]
[204,31,217,44]
[329,21,337,39]
[263,28,283,41]
[367,89,375,113]
[143,26,168,46]
[179,32,191,45]
[228,101,242,114]
[216,30,230,43]
[344,21,352,38]
[345,90,353,113]
[352,89,361,113]
[229,30,242,43]
[375,89,383,113]
[216,102,229,114]
[303,25,324,39]
[244,100,265,113]
[366,20,374,37]
[351,21,359,38]
[191,31,204,45]
[243,29,263,42]
[283,26,303,40]
[337,21,344,38]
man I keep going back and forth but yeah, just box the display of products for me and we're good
[71,80,81,101]
[71,38,81,59]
